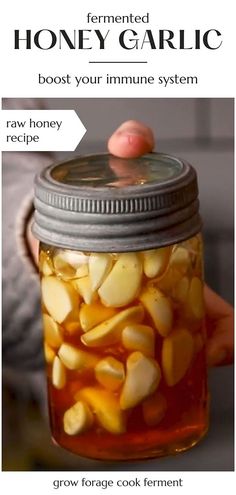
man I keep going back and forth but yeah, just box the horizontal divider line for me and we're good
[89,61,148,64]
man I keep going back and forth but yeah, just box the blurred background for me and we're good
[2,98,234,471]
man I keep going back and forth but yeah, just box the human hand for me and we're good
[29,119,234,367]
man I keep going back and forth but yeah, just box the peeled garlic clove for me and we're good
[143,246,171,278]
[120,352,161,410]
[58,343,99,370]
[95,357,125,391]
[63,309,81,335]
[172,276,189,303]
[158,267,183,294]
[140,286,173,337]
[162,328,194,386]
[75,264,89,278]
[63,400,93,435]
[89,253,112,291]
[81,304,144,347]
[77,386,126,434]
[193,254,204,279]
[44,342,56,364]
[59,250,87,269]
[122,324,155,357]
[73,276,97,305]
[53,250,88,278]
[53,253,76,279]
[41,276,79,324]
[63,321,81,336]
[39,251,53,276]
[80,302,116,332]
[43,313,63,348]
[170,246,190,275]
[98,253,142,307]
[183,235,200,254]
[188,277,205,319]
[142,391,167,426]
[52,356,66,389]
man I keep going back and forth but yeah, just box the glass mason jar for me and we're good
[33,152,208,460]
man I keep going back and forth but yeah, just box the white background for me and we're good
[0,0,235,493]
[0,0,235,98]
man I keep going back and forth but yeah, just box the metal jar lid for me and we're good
[32,152,202,252]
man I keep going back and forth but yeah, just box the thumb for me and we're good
[108,120,155,158]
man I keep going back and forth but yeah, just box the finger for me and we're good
[206,315,234,367]
[204,285,233,320]
[108,120,155,158]
[207,342,230,367]
[204,285,234,367]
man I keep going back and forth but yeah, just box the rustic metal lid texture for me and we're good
[32,152,202,251]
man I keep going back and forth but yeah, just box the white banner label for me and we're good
[0,110,86,150]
